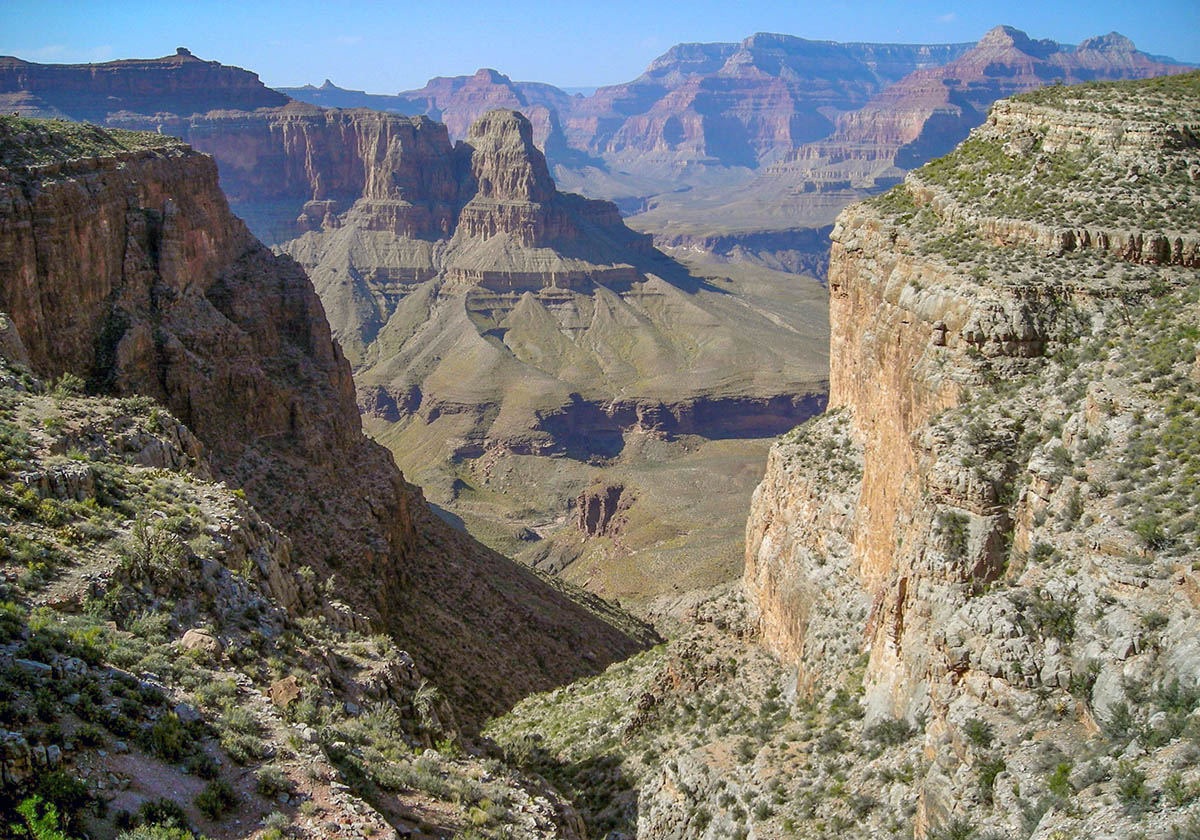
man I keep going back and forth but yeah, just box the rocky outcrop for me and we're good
[744,74,1200,838]
[577,483,633,538]
[0,116,653,725]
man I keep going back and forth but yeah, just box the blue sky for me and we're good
[3,0,1197,91]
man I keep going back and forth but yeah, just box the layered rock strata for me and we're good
[775,26,1192,191]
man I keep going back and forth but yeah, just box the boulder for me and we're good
[269,675,302,709]
[179,629,223,657]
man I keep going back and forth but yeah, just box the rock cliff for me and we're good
[563,33,973,173]
[625,27,1192,274]
[774,26,1193,191]
[743,72,1200,838]
[0,48,289,121]
[0,115,654,727]
[0,48,833,612]
[282,68,576,157]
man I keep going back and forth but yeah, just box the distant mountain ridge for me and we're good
[0,47,289,120]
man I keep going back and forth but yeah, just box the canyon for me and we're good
[0,30,1197,840]
[488,69,1200,840]
[277,27,1193,294]
[0,49,832,611]
[0,115,653,729]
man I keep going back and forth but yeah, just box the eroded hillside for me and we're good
[276,108,830,612]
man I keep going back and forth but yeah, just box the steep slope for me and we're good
[0,116,654,728]
[740,72,1200,838]
[0,345,586,838]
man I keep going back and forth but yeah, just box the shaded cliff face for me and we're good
[104,104,464,243]
[744,73,1200,838]
[0,49,289,121]
[0,116,654,726]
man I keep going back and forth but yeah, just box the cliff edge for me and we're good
[744,72,1200,838]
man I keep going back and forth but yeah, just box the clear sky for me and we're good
[3,0,1197,92]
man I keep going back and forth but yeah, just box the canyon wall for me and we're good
[0,116,653,725]
[744,73,1200,836]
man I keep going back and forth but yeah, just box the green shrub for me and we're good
[937,511,971,561]
[136,798,189,829]
[255,765,292,798]
[118,516,185,584]
[140,714,195,763]
[977,756,1006,804]
[865,719,914,746]
[963,718,993,749]
[33,771,91,828]
[1047,762,1073,798]
[1116,762,1154,814]
[13,796,69,840]
[193,779,238,821]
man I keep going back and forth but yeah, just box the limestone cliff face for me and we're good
[745,74,1200,837]
[564,34,973,171]
[106,104,464,242]
[0,116,653,725]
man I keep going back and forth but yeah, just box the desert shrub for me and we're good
[140,714,196,763]
[117,827,199,840]
[118,516,185,583]
[185,752,220,780]
[1116,762,1154,814]
[963,718,994,749]
[977,756,1006,804]
[937,511,971,561]
[194,779,238,821]
[1047,762,1073,798]
[34,772,91,828]
[865,719,914,746]
[136,798,189,829]
[255,765,292,798]
[1017,589,1076,643]
[930,817,977,840]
